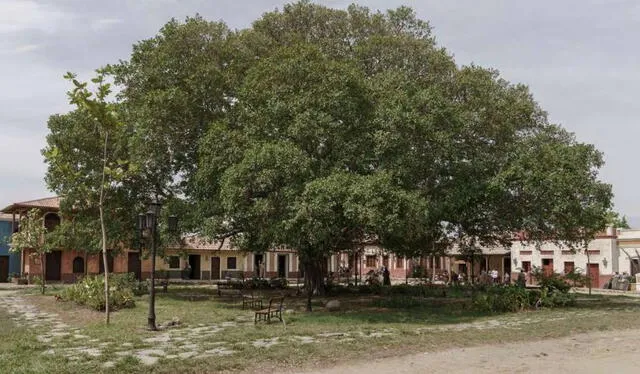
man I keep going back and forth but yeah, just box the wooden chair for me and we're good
[254,297,284,324]
[242,290,263,310]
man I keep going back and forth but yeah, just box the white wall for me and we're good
[511,238,616,275]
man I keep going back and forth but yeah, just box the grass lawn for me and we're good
[1,286,639,374]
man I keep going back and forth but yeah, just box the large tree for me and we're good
[47,2,612,310]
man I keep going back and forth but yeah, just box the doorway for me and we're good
[127,252,141,280]
[99,250,114,274]
[210,256,220,280]
[542,258,554,276]
[587,263,600,288]
[0,256,8,282]
[254,254,264,277]
[503,257,511,277]
[277,255,287,278]
[188,255,201,280]
[45,251,62,281]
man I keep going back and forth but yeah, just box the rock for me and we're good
[325,300,341,312]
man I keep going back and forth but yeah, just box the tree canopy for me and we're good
[44,2,613,304]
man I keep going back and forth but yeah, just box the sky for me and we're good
[0,0,638,223]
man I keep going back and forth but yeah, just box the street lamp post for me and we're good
[138,201,177,331]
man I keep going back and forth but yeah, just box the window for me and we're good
[167,256,180,269]
[72,257,84,274]
[227,257,237,270]
[564,261,575,274]
[396,256,404,269]
[366,255,376,267]
[521,261,531,272]
[44,213,60,232]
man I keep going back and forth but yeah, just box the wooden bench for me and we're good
[216,279,243,296]
[254,297,284,324]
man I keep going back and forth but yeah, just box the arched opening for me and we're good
[72,256,85,274]
[44,213,61,232]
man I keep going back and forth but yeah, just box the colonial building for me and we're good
[0,213,21,281]
[3,195,638,287]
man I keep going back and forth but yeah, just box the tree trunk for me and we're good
[303,260,325,312]
[586,249,592,296]
[99,131,110,325]
[40,253,46,295]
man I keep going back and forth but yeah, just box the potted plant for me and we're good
[628,275,636,291]
[9,272,28,285]
[8,272,19,284]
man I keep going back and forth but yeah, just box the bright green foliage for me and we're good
[9,209,53,294]
[61,274,136,311]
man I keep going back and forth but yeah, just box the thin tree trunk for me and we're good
[100,131,110,325]
[304,262,313,312]
[586,248,592,296]
[40,253,46,295]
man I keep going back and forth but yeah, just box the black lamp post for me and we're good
[138,200,178,331]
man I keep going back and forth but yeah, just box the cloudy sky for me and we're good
[1,0,638,223]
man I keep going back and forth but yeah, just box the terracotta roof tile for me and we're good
[1,196,61,213]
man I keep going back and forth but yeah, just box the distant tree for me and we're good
[605,211,630,229]
[10,209,52,295]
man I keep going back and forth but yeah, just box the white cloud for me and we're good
[0,0,67,34]
[91,18,124,31]
[14,44,40,54]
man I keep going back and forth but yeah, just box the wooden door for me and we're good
[99,252,114,274]
[45,251,62,281]
[587,263,600,288]
[277,255,287,278]
[127,252,141,280]
[210,257,220,280]
[188,255,201,280]
[542,259,554,276]
[0,256,9,282]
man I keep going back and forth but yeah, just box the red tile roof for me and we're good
[1,196,61,213]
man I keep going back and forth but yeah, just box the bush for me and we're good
[244,277,270,289]
[539,288,576,307]
[110,272,149,296]
[269,277,288,289]
[531,266,572,293]
[61,275,135,311]
[472,285,529,313]
[564,268,588,287]
[411,265,427,278]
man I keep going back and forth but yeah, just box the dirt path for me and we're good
[302,329,640,374]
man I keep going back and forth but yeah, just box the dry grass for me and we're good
[1,286,640,374]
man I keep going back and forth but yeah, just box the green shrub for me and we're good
[538,287,576,307]
[472,285,529,313]
[62,275,135,311]
[269,277,288,289]
[531,266,571,293]
[244,277,270,289]
[564,268,588,287]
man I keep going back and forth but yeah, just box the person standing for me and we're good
[383,266,391,286]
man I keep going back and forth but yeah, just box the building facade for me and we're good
[3,196,639,287]
[0,213,21,281]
